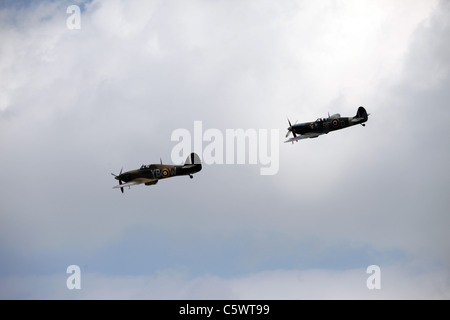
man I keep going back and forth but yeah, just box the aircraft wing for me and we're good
[143,179,158,186]
[113,178,157,189]
[284,132,323,143]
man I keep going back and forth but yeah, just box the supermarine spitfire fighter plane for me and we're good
[285,106,369,143]
[112,153,202,193]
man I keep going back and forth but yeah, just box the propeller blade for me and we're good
[112,167,123,177]
[286,118,293,138]
[112,168,124,193]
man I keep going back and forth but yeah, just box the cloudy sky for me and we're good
[1,0,449,299]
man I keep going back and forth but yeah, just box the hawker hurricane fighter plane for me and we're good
[285,106,369,143]
[112,153,202,193]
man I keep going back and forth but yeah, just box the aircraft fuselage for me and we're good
[115,163,201,184]
[288,106,369,139]
[291,116,357,136]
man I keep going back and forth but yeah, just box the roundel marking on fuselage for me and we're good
[161,168,170,178]
[332,119,339,127]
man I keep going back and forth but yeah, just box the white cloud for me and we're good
[0,0,449,300]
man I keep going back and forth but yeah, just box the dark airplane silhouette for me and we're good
[285,106,369,143]
[112,152,202,193]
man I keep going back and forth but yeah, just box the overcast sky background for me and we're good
[1,0,449,299]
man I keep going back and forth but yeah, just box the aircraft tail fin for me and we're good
[185,152,201,165]
[355,106,368,121]
[183,152,202,175]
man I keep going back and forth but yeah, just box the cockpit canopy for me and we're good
[329,113,341,119]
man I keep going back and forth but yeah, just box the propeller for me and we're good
[111,167,124,193]
[285,118,297,138]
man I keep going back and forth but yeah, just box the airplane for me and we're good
[111,152,202,193]
[285,106,369,143]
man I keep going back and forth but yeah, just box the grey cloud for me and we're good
[0,0,449,299]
